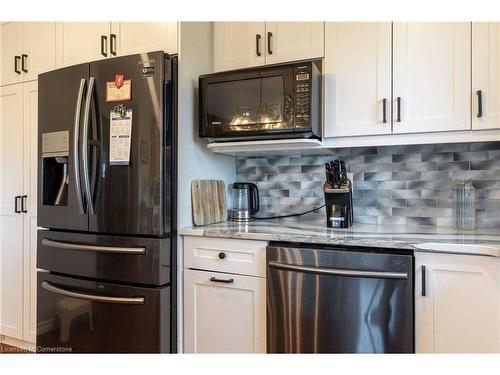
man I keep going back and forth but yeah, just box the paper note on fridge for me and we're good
[106,79,132,102]
[109,109,132,166]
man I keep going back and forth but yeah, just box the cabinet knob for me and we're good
[218,252,226,260]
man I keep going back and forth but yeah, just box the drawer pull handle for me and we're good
[218,252,226,260]
[42,238,145,254]
[210,277,234,284]
[42,281,145,304]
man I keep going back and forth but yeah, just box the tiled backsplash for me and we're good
[235,142,500,227]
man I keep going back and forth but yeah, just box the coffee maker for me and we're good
[324,160,353,228]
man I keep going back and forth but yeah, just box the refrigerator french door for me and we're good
[37,51,177,353]
[38,51,175,237]
[38,63,89,231]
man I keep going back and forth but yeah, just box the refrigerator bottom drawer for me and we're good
[37,272,170,353]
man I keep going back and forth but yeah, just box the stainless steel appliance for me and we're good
[199,60,321,141]
[267,244,414,353]
[36,51,177,353]
[228,182,259,222]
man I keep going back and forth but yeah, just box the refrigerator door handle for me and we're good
[74,78,86,214]
[41,281,145,305]
[82,76,95,215]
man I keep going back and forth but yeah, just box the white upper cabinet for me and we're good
[213,22,266,71]
[56,22,112,67]
[472,22,500,130]
[23,23,57,82]
[324,22,392,138]
[392,22,471,134]
[265,22,324,65]
[57,22,178,67]
[415,252,499,353]
[213,22,324,71]
[114,22,178,56]
[1,23,24,85]
[1,22,57,86]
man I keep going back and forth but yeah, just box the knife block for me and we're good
[324,181,353,228]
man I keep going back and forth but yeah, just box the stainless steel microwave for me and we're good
[199,60,322,141]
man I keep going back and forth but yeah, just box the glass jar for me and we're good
[454,180,476,230]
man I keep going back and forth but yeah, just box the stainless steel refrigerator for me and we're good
[36,51,177,353]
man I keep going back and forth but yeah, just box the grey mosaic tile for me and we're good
[437,161,470,171]
[392,189,421,199]
[364,172,393,181]
[422,152,454,162]
[392,171,421,181]
[235,141,500,228]
[393,153,421,163]
[454,151,490,162]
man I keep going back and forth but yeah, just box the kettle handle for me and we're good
[248,183,259,215]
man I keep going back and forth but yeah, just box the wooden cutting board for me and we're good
[191,180,227,226]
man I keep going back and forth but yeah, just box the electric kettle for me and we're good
[228,182,259,222]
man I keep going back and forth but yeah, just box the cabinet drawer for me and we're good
[183,236,267,277]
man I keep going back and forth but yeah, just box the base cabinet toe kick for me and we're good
[181,235,500,354]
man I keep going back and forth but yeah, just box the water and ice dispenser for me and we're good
[41,131,70,207]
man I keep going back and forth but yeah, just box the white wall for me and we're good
[176,21,235,353]
[177,22,235,228]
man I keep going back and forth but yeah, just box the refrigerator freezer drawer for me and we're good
[37,230,171,286]
[37,272,170,353]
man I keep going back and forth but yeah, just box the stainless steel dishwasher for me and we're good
[267,243,414,353]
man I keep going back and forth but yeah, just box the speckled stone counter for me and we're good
[179,219,500,257]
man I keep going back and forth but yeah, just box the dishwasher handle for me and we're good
[268,261,408,280]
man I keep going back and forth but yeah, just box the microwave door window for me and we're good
[205,75,286,132]
[260,76,286,129]
[206,79,261,129]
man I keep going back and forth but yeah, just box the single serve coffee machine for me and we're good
[324,160,353,228]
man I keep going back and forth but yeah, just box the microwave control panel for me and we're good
[294,64,312,126]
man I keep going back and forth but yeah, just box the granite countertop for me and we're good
[179,219,500,257]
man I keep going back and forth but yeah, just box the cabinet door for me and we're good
[213,22,266,71]
[23,22,57,82]
[184,269,266,353]
[22,81,38,343]
[0,84,24,339]
[415,252,499,353]
[324,22,392,138]
[472,22,500,130]
[57,22,111,66]
[265,22,324,65]
[1,22,24,86]
[393,22,471,134]
[113,22,177,56]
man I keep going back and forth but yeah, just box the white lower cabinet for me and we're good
[415,252,500,353]
[183,236,267,353]
[184,269,266,353]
